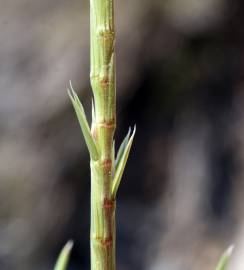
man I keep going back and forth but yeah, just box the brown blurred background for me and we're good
[0,0,244,269]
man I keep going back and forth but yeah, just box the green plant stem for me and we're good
[69,0,134,269]
[90,0,116,269]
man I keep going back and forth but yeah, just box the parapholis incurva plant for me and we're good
[65,0,135,269]
[52,0,234,269]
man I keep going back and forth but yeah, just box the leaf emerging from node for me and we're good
[112,126,136,198]
[68,82,100,161]
[115,127,131,170]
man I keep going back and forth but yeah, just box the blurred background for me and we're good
[0,0,244,269]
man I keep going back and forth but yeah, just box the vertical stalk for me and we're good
[68,0,134,269]
[90,0,116,270]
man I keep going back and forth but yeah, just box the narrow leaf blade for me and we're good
[215,245,234,270]
[68,88,99,161]
[91,98,96,124]
[54,240,73,270]
[112,126,136,198]
[115,127,131,169]
[112,140,115,177]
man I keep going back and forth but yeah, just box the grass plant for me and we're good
[66,0,135,269]
[53,0,234,269]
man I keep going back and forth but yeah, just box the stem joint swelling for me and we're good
[103,198,115,209]
[92,235,113,248]
[97,29,115,40]
[90,74,113,91]
[96,120,116,129]
[100,159,112,171]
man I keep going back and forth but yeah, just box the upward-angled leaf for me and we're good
[54,240,73,270]
[215,245,234,270]
[115,127,131,170]
[68,82,99,161]
[112,126,136,199]
[112,140,115,176]
[91,98,96,124]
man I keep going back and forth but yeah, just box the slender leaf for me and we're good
[68,83,100,161]
[215,245,234,270]
[54,240,73,270]
[115,127,131,170]
[112,140,115,177]
[112,126,136,198]
[91,98,96,124]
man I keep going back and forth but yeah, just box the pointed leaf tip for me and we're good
[54,240,74,270]
[69,80,75,93]
[112,125,136,198]
[67,88,74,102]
[215,245,234,270]
[227,245,234,256]
[65,240,74,251]
[115,127,132,169]
[67,84,99,161]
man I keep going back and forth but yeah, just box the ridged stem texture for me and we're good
[68,0,135,270]
[90,0,116,269]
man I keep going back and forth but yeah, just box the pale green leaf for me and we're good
[91,98,96,124]
[112,126,136,199]
[115,127,131,170]
[112,140,115,176]
[215,245,234,270]
[68,83,99,161]
[54,240,73,270]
